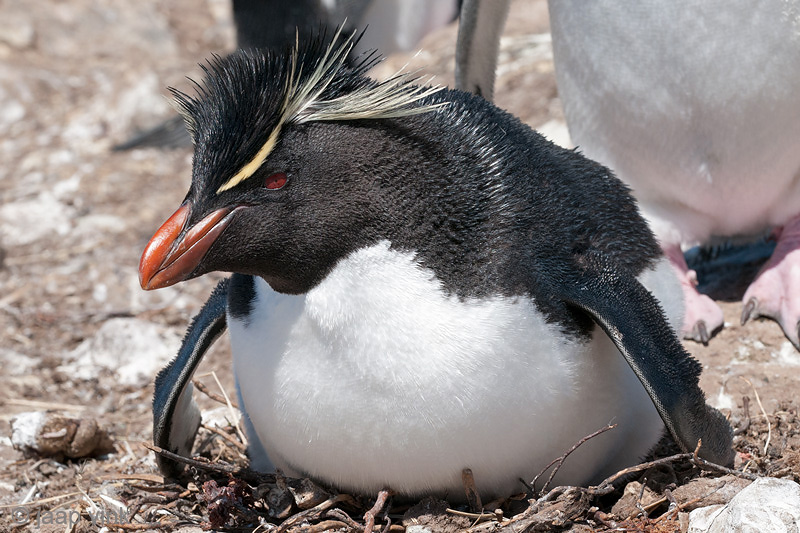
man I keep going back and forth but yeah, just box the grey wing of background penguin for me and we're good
[454,0,509,101]
[554,252,734,466]
[152,279,229,477]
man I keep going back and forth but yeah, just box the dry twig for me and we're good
[192,378,239,408]
[363,489,392,533]
[144,443,240,475]
[202,423,248,452]
[739,377,771,455]
[276,494,352,533]
[105,522,178,531]
[326,507,364,530]
[531,423,617,494]
[591,450,758,497]
[462,468,482,512]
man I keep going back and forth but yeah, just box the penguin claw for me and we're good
[687,319,720,345]
[742,249,800,349]
[796,322,800,351]
[664,244,725,343]
[680,296,723,344]
[693,321,710,345]
[740,214,800,349]
[741,298,757,325]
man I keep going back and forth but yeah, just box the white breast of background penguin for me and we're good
[229,240,683,498]
[549,1,800,244]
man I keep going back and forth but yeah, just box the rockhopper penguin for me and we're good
[139,30,734,499]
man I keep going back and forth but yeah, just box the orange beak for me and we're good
[139,204,235,290]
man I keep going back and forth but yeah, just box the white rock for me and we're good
[775,341,800,366]
[0,192,74,245]
[712,384,736,411]
[52,174,81,199]
[688,477,800,533]
[9,412,46,450]
[73,213,127,237]
[0,98,25,126]
[202,406,242,429]
[405,527,435,533]
[1,348,37,375]
[92,283,108,303]
[60,318,181,387]
[0,13,34,48]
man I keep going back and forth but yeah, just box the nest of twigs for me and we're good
[4,378,798,533]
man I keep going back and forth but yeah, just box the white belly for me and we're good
[550,0,800,245]
[230,242,676,498]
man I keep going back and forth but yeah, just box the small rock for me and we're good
[288,478,330,510]
[610,481,662,518]
[672,475,751,511]
[776,341,800,366]
[406,527,438,533]
[404,497,471,532]
[73,213,127,237]
[11,411,114,459]
[264,484,294,520]
[202,406,242,429]
[0,98,25,128]
[60,317,181,386]
[0,192,74,246]
[688,477,800,532]
[1,348,37,376]
[0,13,34,48]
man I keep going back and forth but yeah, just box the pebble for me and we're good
[10,411,114,459]
[0,193,74,246]
[59,317,182,386]
[0,12,34,49]
[688,477,800,532]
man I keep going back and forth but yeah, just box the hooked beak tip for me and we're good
[139,204,234,290]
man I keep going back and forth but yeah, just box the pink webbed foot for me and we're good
[741,215,800,349]
[664,244,725,344]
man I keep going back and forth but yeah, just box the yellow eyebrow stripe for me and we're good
[216,125,282,194]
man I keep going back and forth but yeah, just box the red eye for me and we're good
[265,172,288,190]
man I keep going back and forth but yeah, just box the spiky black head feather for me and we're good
[171,29,443,195]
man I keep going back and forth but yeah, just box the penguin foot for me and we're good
[664,245,724,344]
[741,215,800,349]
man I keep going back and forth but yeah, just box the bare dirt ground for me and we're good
[1,0,798,531]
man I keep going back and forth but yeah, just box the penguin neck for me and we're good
[303,240,448,336]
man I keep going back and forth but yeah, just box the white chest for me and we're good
[550,1,800,241]
[229,242,665,498]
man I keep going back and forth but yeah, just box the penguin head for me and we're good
[139,30,443,294]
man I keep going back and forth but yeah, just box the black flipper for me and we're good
[555,253,734,466]
[152,278,229,476]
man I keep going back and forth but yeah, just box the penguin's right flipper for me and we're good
[114,115,192,151]
[557,253,734,466]
[152,278,229,477]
